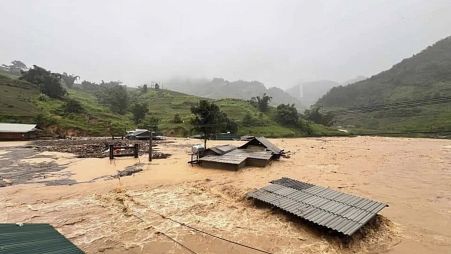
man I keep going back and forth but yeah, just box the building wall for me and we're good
[246,158,270,167]
[0,132,27,141]
[199,161,245,170]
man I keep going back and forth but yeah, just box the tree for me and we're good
[250,93,272,112]
[242,113,254,126]
[61,72,79,88]
[304,107,334,126]
[191,100,226,148]
[172,113,183,123]
[130,102,148,124]
[154,83,160,90]
[96,81,129,114]
[223,116,238,134]
[142,84,148,93]
[1,60,28,75]
[275,104,299,126]
[63,98,84,114]
[20,65,66,98]
[139,116,160,130]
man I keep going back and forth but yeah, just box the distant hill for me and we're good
[164,78,305,109]
[0,73,338,137]
[316,36,451,133]
[286,80,340,107]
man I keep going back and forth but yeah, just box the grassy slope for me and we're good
[0,74,39,122]
[0,73,338,137]
[317,36,451,134]
[131,89,298,137]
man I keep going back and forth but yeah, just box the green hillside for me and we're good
[0,73,338,137]
[317,36,451,134]
[0,74,39,121]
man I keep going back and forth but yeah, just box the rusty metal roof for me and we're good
[247,178,388,236]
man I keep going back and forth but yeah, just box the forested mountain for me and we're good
[164,78,304,109]
[316,36,451,133]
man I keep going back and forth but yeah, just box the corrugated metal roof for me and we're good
[0,223,84,254]
[239,137,282,155]
[199,149,273,166]
[199,153,247,165]
[207,145,237,155]
[0,123,37,133]
[247,178,388,236]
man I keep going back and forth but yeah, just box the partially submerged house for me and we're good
[125,129,163,140]
[0,123,39,141]
[197,137,283,170]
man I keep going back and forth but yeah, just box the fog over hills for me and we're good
[316,36,451,132]
[164,78,304,109]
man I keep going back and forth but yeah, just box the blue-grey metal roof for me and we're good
[0,224,83,254]
[247,178,388,236]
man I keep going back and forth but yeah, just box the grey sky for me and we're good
[1,0,451,88]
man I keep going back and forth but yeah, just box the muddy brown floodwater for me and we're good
[0,137,450,254]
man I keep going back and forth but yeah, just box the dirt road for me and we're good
[1,137,450,253]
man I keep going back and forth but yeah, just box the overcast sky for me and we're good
[1,0,451,88]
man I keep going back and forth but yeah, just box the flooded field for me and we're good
[1,137,450,253]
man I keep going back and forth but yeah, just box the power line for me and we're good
[130,211,199,254]
[127,195,274,254]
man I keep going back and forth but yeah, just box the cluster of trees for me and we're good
[241,113,264,127]
[1,60,28,75]
[274,104,313,134]
[20,65,67,99]
[304,107,334,126]
[95,81,129,114]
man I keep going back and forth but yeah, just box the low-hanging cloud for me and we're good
[1,0,450,88]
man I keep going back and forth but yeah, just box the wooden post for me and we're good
[109,144,114,160]
[148,128,152,162]
[133,144,139,158]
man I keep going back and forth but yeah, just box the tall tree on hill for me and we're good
[191,100,226,148]
[250,93,272,112]
[20,65,66,98]
[61,73,79,88]
[130,102,149,124]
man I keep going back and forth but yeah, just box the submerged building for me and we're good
[0,123,39,141]
[197,137,283,170]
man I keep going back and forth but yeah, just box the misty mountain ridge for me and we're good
[163,77,304,109]
[284,77,366,107]
[316,35,451,132]
[318,36,451,108]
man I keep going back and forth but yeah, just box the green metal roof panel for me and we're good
[0,224,84,254]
